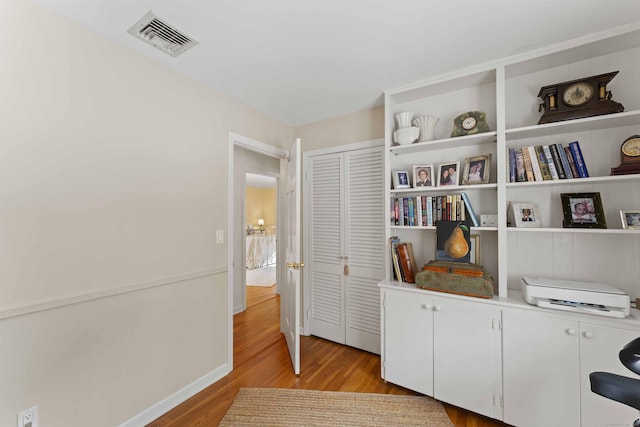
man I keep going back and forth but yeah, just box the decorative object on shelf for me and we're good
[620,210,640,230]
[561,192,607,229]
[436,220,471,262]
[412,115,439,142]
[462,153,492,185]
[392,126,420,145]
[508,202,543,228]
[450,111,490,137]
[437,161,460,186]
[470,234,480,265]
[416,260,496,298]
[413,164,434,187]
[537,71,625,124]
[391,169,411,189]
[611,135,640,175]
[395,111,413,129]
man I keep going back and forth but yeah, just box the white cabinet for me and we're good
[502,310,581,427]
[503,309,640,427]
[382,287,501,418]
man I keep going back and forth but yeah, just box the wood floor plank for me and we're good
[147,286,510,427]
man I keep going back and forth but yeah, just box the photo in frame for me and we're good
[470,234,480,264]
[620,210,640,229]
[392,170,411,189]
[413,164,434,187]
[462,154,492,185]
[508,202,543,228]
[437,161,460,187]
[435,220,471,262]
[561,192,607,229]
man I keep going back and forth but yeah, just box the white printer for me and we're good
[521,276,631,318]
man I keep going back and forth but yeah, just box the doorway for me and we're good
[245,172,278,306]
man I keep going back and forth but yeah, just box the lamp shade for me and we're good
[257,218,265,226]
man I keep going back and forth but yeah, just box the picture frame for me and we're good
[435,220,471,262]
[392,170,411,189]
[413,164,434,188]
[508,202,543,228]
[620,210,640,230]
[462,154,492,185]
[470,234,480,264]
[561,192,607,229]
[437,161,460,187]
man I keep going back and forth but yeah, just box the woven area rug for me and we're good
[219,388,453,426]
[246,265,276,287]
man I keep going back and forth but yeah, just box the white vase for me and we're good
[395,112,413,129]
[412,115,439,142]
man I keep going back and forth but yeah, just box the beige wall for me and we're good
[246,187,277,229]
[294,105,384,152]
[0,2,291,427]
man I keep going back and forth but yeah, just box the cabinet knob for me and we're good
[421,304,431,310]
[583,331,594,339]
[566,328,576,336]
[434,305,442,312]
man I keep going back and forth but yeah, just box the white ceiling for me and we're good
[35,0,640,126]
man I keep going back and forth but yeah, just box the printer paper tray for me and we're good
[536,298,626,319]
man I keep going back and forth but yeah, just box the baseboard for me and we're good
[117,363,232,427]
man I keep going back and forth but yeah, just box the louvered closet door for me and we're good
[308,146,384,354]
[344,147,385,354]
[309,153,346,344]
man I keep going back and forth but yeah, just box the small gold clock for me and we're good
[611,135,640,175]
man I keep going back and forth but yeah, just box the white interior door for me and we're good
[282,138,301,374]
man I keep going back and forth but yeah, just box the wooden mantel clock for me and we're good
[537,71,624,124]
[611,135,640,175]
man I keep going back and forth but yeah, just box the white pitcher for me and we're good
[412,115,439,142]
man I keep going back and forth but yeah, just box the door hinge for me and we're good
[306,309,310,320]
[500,395,504,408]
[344,264,349,276]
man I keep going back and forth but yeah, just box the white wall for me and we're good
[0,2,291,426]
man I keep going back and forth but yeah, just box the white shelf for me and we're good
[389,132,497,155]
[392,183,497,194]
[505,110,640,141]
[391,226,498,232]
[505,174,640,188]
[506,227,640,235]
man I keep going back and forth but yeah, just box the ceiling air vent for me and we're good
[127,11,198,57]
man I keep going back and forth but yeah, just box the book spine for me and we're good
[426,196,433,226]
[527,146,543,181]
[543,145,560,179]
[421,196,427,226]
[393,198,399,225]
[520,147,534,181]
[564,146,580,178]
[403,198,409,225]
[415,196,422,227]
[408,198,414,226]
[550,144,567,179]
[397,243,414,283]
[556,143,573,179]
[461,192,480,227]
[569,141,589,178]
[514,149,526,182]
[509,148,516,182]
[389,237,401,281]
[535,145,553,180]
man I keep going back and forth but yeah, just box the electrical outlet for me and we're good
[216,229,224,244]
[17,406,38,427]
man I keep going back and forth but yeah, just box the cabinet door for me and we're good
[383,290,433,395]
[502,311,580,427]
[433,299,501,419]
[580,323,640,427]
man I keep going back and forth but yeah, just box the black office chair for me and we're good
[590,337,640,427]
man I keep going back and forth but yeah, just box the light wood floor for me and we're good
[147,285,510,426]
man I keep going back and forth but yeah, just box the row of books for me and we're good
[390,192,479,227]
[389,237,417,283]
[508,141,589,183]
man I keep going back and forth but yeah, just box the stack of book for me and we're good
[389,237,418,283]
[508,141,589,182]
[390,192,479,227]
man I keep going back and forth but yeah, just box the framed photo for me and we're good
[561,192,607,229]
[462,154,492,185]
[470,234,480,264]
[392,170,411,189]
[620,210,640,229]
[437,161,460,186]
[509,202,543,228]
[413,164,434,188]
